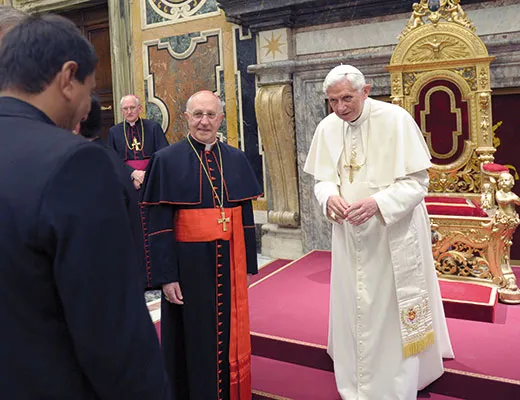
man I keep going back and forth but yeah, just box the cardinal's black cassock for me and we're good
[140,134,262,400]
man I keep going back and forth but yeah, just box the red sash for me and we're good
[174,207,251,400]
[125,159,149,170]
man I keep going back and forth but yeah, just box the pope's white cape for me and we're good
[304,98,432,187]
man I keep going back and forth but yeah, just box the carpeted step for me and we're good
[252,355,467,400]
[251,355,340,400]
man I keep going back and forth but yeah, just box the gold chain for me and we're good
[187,135,224,208]
[123,119,145,151]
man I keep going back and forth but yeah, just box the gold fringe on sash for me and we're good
[399,296,435,359]
[402,330,435,359]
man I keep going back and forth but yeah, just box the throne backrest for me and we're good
[387,0,495,202]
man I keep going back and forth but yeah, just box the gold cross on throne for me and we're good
[217,208,231,232]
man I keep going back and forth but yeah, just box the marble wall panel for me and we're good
[144,0,219,27]
[145,33,223,143]
[293,72,333,251]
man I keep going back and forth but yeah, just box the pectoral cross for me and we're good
[344,148,360,183]
[217,208,231,232]
[344,162,361,183]
[131,137,142,151]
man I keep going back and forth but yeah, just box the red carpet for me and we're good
[249,251,520,399]
[250,258,292,285]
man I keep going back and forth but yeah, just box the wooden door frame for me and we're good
[13,0,133,122]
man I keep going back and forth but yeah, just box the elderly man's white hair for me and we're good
[323,65,366,94]
[120,94,141,107]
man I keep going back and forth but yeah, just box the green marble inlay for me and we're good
[146,0,218,26]
[218,71,227,142]
[160,32,200,55]
[146,1,168,25]
[200,0,218,14]
[146,102,164,128]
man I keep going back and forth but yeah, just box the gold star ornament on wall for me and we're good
[262,32,286,59]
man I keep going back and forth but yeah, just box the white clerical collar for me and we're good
[346,98,371,128]
[190,135,217,151]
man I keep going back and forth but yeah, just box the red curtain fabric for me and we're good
[492,93,520,260]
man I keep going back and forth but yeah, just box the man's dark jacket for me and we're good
[0,97,170,399]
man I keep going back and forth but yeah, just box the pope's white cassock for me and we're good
[304,97,454,400]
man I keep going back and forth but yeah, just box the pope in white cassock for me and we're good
[304,65,454,400]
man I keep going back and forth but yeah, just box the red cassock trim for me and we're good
[174,207,251,400]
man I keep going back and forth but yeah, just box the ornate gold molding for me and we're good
[255,84,300,228]
[399,0,474,40]
[431,214,520,303]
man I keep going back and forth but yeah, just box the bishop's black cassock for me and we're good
[140,135,262,400]
[106,118,169,171]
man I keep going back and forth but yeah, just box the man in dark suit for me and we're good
[106,94,169,190]
[0,14,170,399]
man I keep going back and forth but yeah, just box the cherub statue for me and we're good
[409,2,427,29]
[445,0,472,29]
[495,172,520,218]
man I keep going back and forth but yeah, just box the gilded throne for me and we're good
[387,0,520,303]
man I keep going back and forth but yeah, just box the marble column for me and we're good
[107,0,133,123]
[251,28,303,260]
[255,83,303,259]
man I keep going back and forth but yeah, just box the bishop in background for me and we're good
[106,94,169,190]
[304,64,454,400]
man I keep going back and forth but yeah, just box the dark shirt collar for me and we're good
[0,96,56,126]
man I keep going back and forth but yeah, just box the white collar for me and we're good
[346,98,370,128]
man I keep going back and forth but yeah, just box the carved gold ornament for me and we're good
[391,0,520,303]
[399,0,475,40]
[409,36,468,63]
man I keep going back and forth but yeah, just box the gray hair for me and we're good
[120,94,140,107]
[186,90,224,113]
[0,6,26,37]
[323,64,366,94]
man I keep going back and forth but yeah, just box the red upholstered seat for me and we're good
[425,196,487,217]
[482,163,509,173]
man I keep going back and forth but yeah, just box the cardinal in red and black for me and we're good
[140,90,262,400]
